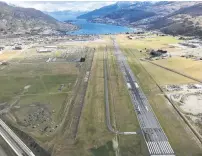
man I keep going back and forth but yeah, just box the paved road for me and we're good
[0,119,35,156]
[112,38,175,156]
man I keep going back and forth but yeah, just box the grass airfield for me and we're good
[60,34,202,156]
[0,34,202,156]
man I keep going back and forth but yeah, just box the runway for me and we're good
[112,38,175,156]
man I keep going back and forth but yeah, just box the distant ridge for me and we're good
[0,2,77,36]
[45,10,87,21]
[78,1,202,37]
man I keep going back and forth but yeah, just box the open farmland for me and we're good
[0,50,20,61]
[1,34,202,156]
[140,61,195,85]
[115,34,202,155]
[0,41,95,155]
[116,34,179,50]
[152,57,202,80]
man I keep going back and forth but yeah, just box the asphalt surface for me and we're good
[112,38,175,156]
[0,119,35,156]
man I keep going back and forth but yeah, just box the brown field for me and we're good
[153,57,202,80]
[0,50,19,61]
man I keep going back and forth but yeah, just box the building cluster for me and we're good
[150,49,168,57]
[0,35,99,54]
[37,46,57,53]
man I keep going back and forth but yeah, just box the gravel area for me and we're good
[181,94,202,115]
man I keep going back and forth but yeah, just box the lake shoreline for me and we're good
[66,19,134,35]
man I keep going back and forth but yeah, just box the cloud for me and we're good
[5,1,116,12]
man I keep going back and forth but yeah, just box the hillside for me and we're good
[91,8,155,26]
[80,1,196,26]
[79,2,155,26]
[106,9,155,22]
[79,1,202,37]
[78,2,123,20]
[148,4,202,36]
[0,2,77,36]
[77,2,144,20]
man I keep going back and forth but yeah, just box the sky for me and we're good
[5,1,116,12]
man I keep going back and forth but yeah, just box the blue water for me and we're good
[67,19,134,35]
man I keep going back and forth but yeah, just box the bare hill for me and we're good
[149,4,202,36]
[0,2,77,36]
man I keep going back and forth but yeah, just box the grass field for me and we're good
[116,34,195,85]
[0,74,77,102]
[0,63,78,76]
[153,57,202,80]
[73,39,148,156]
[14,93,68,119]
[115,34,179,50]
[123,49,202,155]
[77,46,113,149]
[47,36,202,155]
[1,72,77,138]
[0,50,19,61]
[107,44,147,156]
[140,59,195,85]
[74,35,186,155]
[2,35,202,155]
[42,74,77,93]
[0,76,41,102]
[108,46,138,132]
[115,35,202,155]
[0,64,78,98]
[0,44,86,151]
[51,45,115,156]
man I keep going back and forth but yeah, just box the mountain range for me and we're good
[0,2,77,36]
[78,1,202,37]
[45,11,87,21]
[1,1,202,37]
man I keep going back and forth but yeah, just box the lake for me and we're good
[67,19,134,35]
